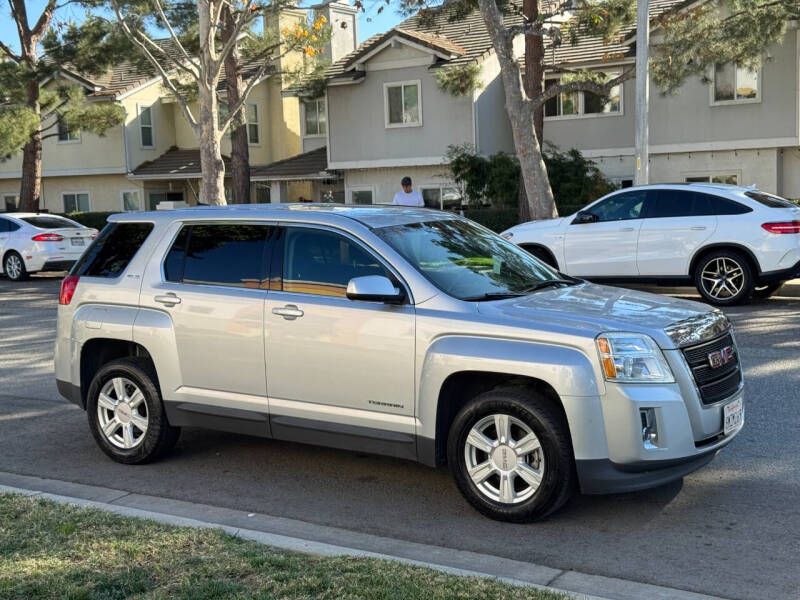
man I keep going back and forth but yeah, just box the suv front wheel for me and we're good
[447,386,575,522]
[87,358,180,464]
[694,249,754,306]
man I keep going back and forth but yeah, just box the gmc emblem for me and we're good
[708,346,736,369]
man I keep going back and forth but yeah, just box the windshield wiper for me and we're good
[522,279,577,293]
[462,292,527,301]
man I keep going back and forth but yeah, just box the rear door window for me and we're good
[164,223,271,288]
[71,223,154,278]
[645,190,695,218]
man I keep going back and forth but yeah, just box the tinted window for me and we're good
[646,190,694,218]
[179,224,270,288]
[0,217,8,233]
[72,223,154,278]
[280,227,391,297]
[163,227,189,282]
[587,191,647,222]
[21,216,80,229]
[745,191,797,208]
[697,194,752,216]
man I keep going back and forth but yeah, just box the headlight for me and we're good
[596,332,675,383]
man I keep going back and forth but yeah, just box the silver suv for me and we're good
[55,205,744,522]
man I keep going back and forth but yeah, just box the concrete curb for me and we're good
[0,472,727,600]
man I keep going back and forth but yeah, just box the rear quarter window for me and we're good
[71,222,154,278]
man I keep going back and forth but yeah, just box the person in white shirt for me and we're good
[392,176,424,207]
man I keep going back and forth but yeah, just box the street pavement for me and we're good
[1,275,798,600]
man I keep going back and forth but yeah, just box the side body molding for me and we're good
[416,336,607,465]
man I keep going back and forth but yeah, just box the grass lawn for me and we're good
[0,493,567,600]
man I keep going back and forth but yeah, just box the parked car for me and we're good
[0,213,98,281]
[501,184,800,305]
[55,205,744,522]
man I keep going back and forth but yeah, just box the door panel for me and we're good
[564,191,648,276]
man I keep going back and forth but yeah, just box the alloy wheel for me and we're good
[96,377,149,449]
[700,257,745,300]
[464,413,545,504]
[5,255,21,280]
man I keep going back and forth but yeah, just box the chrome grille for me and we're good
[682,332,742,405]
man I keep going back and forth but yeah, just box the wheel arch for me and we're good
[79,339,158,408]
[519,243,560,270]
[689,243,761,278]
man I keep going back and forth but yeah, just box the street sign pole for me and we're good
[634,0,649,186]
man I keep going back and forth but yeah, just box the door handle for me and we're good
[272,304,304,320]
[154,293,181,306]
[690,226,707,231]
[619,227,635,232]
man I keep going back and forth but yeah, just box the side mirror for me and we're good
[572,211,599,224]
[346,275,405,304]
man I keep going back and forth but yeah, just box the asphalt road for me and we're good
[1,275,798,600]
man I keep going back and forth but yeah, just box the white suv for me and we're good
[501,184,800,305]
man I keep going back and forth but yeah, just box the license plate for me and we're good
[723,397,744,435]
[70,238,85,246]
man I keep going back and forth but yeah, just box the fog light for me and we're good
[640,408,659,449]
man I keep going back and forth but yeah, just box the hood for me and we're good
[476,283,729,349]
[503,217,566,236]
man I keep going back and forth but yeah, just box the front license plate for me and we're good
[70,238,85,246]
[723,397,744,435]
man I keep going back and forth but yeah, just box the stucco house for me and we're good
[0,1,358,213]
[293,0,800,206]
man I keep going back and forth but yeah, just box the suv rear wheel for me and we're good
[447,386,575,522]
[694,249,754,306]
[87,358,180,464]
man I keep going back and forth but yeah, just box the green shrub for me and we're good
[544,145,618,213]
[59,211,117,230]
[463,206,520,232]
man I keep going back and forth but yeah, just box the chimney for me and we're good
[318,1,358,63]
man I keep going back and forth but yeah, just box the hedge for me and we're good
[59,212,117,230]
[463,207,520,232]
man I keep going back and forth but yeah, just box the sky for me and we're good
[0,0,404,53]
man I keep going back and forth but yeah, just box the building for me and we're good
[0,1,358,213]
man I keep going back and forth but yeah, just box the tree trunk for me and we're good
[222,6,250,204]
[478,0,556,220]
[198,85,227,205]
[19,78,42,212]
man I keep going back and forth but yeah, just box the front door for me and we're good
[139,222,272,424]
[563,190,648,277]
[264,225,416,453]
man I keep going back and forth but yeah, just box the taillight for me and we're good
[91,231,98,239]
[32,233,64,242]
[59,275,79,305]
[762,221,800,234]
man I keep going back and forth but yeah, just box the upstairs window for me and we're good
[713,62,759,103]
[138,105,154,148]
[304,99,327,136]
[385,81,421,127]
[544,79,621,118]
[57,119,80,143]
[247,103,260,144]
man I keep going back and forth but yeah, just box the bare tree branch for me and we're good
[151,0,197,67]
[0,39,22,62]
[530,67,634,109]
[30,0,58,40]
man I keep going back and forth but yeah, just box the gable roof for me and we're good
[342,27,467,70]
[251,146,336,181]
[130,146,232,179]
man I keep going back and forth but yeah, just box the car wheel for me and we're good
[87,358,180,464]
[694,250,754,306]
[752,282,785,299]
[521,245,558,269]
[3,252,28,281]
[447,386,575,522]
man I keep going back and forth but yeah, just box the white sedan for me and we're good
[0,213,98,281]
[501,183,800,305]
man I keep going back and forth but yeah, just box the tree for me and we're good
[0,0,124,212]
[397,0,795,220]
[82,0,328,205]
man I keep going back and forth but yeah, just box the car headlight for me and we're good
[596,332,675,383]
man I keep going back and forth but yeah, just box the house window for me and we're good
[303,99,327,136]
[686,174,739,185]
[121,190,142,211]
[254,182,271,203]
[422,186,463,211]
[63,192,90,213]
[247,103,260,144]
[3,194,19,211]
[384,81,421,127]
[713,62,759,103]
[147,191,183,210]
[139,105,154,147]
[544,79,621,118]
[349,187,373,205]
[57,119,80,143]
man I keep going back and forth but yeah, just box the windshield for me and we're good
[373,218,569,301]
[21,216,81,229]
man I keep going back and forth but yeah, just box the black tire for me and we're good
[87,358,180,464]
[693,249,754,306]
[447,386,576,522]
[521,245,558,269]
[3,251,29,281]
[753,282,785,299]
